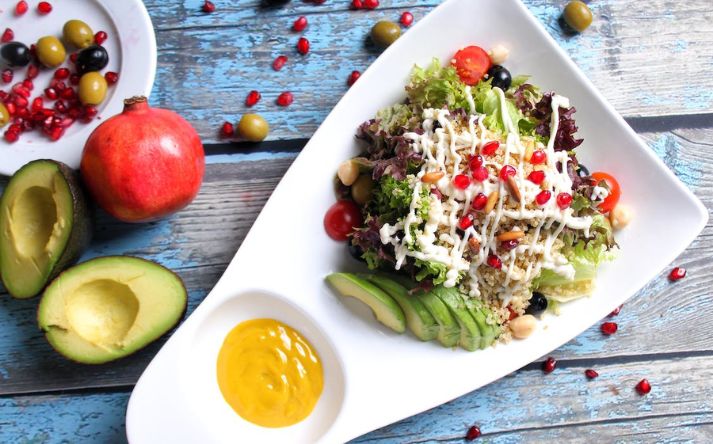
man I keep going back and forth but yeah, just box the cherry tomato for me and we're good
[451,45,491,86]
[324,200,363,241]
[591,172,621,213]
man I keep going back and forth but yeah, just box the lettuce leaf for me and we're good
[406,58,471,111]
[370,176,429,225]
[414,259,450,286]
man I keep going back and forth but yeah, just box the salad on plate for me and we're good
[325,44,629,350]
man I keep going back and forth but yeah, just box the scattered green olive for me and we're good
[563,0,593,32]
[237,114,269,142]
[78,72,107,105]
[36,36,66,68]
[370,21,401,49]
[0,102,9,127]
[351,175,374,206]
[63,20,94,49]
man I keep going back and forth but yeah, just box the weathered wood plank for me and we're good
[143,0,713,142]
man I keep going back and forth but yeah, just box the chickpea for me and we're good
[337,160,359,186]
[489,44,510,65]
[610,203,633,230]
[509,314,537,339]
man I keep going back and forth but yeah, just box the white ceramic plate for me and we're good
[0,0,156,176]
[127,0,707,441]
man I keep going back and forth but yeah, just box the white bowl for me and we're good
[126,0,707,442]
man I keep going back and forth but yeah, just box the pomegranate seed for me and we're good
[26,64,38,80]
[84,105,98,119]
[276,91,293,107]
[471,166,488,182]
[363,0,379,9]
[31,97,43,112]
[472,193,488,210]
[635,379,651,395]
[58,117,74,128]
[501,239,519,251]
[201,0,215,13]
[22,79,33,91]
[528,170,545,185]
[0,91,7,100]
[245,90,261,107]
[67,107,81,119]
[94,31,108,45]
[600,321,618,335]
[609,304,623,317]
[14,96,28,108]
[469,154,484,170]
[4,128,19,142]
[272,55,288,71]
[60,88,75,100]
[1,70,13,84]
[542,357,556,374]
[507,306,518,321]
[54,68,70,79]
[105,71,119,85]
[453,174,471,190]
[669,267,686,281]
[1,28,13,43]
[293,16,308,32]
[221,121,234,137]
[535,190,551,206]
[296,37,310,55]
[48,126,64,141]
[37,1,52,14]
[12,83,30,98]
[69,74,80,85]
[530,150,547,164]
[69,53,78,64]
[487,254,502,269]
[350,0,363,9]
[459,214,474,230]
[5,102,16,115]
[465,425,481,441]
[51,79,66,91]
[15,1,28,15]
[481,140,499,155]
[347,70,361,86]
[54,100,66,113]
[556,192,573,209]
[499,164,516,180]
[400,11,414,27]
[585,369,599,379]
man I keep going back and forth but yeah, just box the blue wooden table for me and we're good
[2,0,713,442]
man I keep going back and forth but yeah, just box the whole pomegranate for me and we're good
[81,96,205,222]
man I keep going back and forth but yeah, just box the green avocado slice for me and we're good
[417,287,460,347]
[464,298,499,349]
[0,159,91,299]
[432,286,482,351]
[38,256,187,364]
[362,274,439,341]
[326,273,406,333]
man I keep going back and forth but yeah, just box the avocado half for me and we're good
[0,159,91,299]
[38,256,188,364]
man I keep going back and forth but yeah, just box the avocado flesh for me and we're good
[417,288,460,347]
[38,256,187,364]
[464,298,499,349]
[362,274,439,341]
[433,286,482,351]
[0,160,91,299]
[326,273,406,333]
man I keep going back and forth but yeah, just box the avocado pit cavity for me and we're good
[10,185,58,259]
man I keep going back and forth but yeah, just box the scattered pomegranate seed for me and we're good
[530,150,547,164]
[459,214,474,230]
[465,425,481,441]
[13,84,30,98]
[453,174,471,190]
[481,140,499,155]
[400,11,414,27]
[54,100,66,113]
[501,239,519,251]
[272,55,288,71]
[600,321,618,336]
[542,356,556,374]
[469,154,484,171]
[1,69,13,84]
[221,121,234,137]
[635,379,651,395]
[471,166,488,182]
[363,0,379,9]
[60,88,75,100]
[276,91,293,107]
[472,193,488,210]
[556,192,573,209]
[26,64,38,80]
[94,31,108,45]
[5,102,16,115]
[528,170,545,185]
[245,90,261,107]
[69,74,80,85]
[15,1,28,15]
[105,71,119,85]
[31,97,43,112]
[51,79,66,91]
[48,126,64,141]
[585,369,599,379]
[54,68,70,79]
[609,304,623,317]
[296,37,310,55]
[22,79,33,91]
[535,190,551,205]
[37,1,52,14]
[507,306,518,321]
[1,28,14,43]
[293,16,308,32]
[4,128,20,142]
[201,0,216,13]
[350,0,363,9]
[487,254,502,269]
[69,53,78,64]
[347,70,361,86]
[499,164,516,180]
[669,267,686,281]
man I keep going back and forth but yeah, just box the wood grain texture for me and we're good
[144,0,713,143]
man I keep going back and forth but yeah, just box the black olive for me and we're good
[76,45,108,74]
[348,243,366,262]
[525,291,548,316]
[577,163,590,178]
[1,42,31,67]
[487,65,512,90]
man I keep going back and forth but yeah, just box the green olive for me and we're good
[237,114,269,142]
[0,102,9,127]
[563,1,593,32]
[351,175,374,206]
[78,72,107,105]
[36,36,66,68]
[63,20,94,49]
[371,21,401,49]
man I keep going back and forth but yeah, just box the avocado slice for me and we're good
[416,288,460,347]
[326,273,406,333]
[432,286,483,351]
[464,298,500,349]
[362,274,439,341]
[38,256,187,364]
[0,160,91,299]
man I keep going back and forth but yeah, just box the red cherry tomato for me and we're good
[451,46,491,86]
[591,172,621,213]
[324,200,363,241]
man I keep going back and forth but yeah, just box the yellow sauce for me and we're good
[216,318,323,428]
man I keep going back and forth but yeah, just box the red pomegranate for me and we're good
[80,96,204,222]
